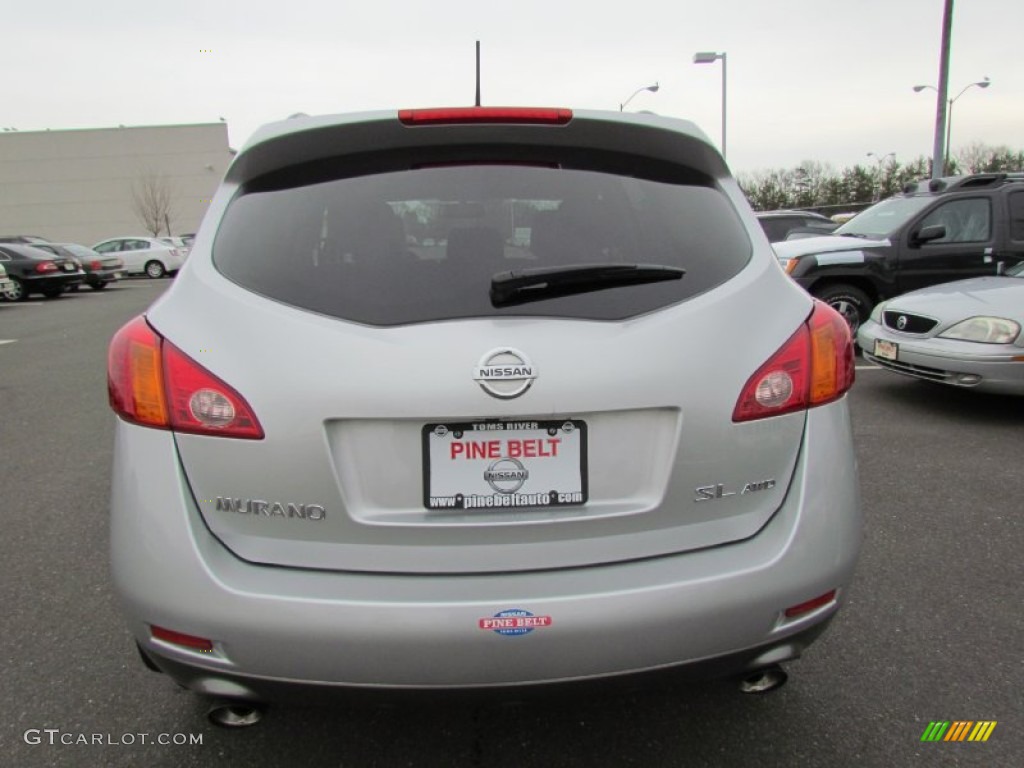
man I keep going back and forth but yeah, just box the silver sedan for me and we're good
[858,262,1024,395]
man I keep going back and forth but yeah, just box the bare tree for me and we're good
[131,170,176,236]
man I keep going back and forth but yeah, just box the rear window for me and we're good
[213,161,751,326]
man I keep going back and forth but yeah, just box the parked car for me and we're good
[774,173,1024,333]
[159,236,192,255]
[857,260,1024,395]
[0,243,85,301]
[756,210,838,242]
[92,236,186,278]
[28,243,123,291]
[108,106,860,721]
[0,263,12,295]
[0,235,51,245]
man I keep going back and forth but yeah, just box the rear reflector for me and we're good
[399,107,573,126]
[150,625,214,652]
[108,315,264,439]
[784,589,838,618]
[733,301,855,422]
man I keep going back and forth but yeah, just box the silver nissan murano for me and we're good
[108,106,860,721]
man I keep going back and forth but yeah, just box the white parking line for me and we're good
[855,365,880,370]
[0,339,16,346]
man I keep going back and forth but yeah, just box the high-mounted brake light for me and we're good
[398,107,573,126]
[108,315,264,439]
[733,301,854,422]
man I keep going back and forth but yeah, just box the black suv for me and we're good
[773,173,1024,332]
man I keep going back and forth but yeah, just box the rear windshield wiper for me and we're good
[490,263,685,307]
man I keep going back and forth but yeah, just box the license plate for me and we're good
[113,272,123,279]
[62,263,75,272]
[423,420,587,511]
[874,339,898,361]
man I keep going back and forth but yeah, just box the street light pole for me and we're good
[930,0,954,178]
[913,78,990,169]
[619,82,660,112]
[693,51,727,160]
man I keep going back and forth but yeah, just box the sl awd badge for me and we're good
[695,479,776,502]
[474,348,537,399]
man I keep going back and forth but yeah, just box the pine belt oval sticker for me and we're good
[478,608,552,636]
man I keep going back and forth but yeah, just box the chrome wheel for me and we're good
[812,283,870,336]
[3,277,26,302]
[829,299,861,334]
[145,260,166,279]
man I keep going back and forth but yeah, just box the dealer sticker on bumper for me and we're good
[423,419,587,510]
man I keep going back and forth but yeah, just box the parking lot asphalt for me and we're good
[1,281,1021,767]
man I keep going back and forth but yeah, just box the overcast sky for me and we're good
[6,0,1022,174]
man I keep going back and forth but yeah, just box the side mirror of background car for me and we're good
[911,224,946,246]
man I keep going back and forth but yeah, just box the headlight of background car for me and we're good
[938,316,1021,344]
[869,300,889,324]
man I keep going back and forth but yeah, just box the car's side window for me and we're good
[127,240,149,250]
[760,219,791,242]
[918,198,991,244]
[1008,190,1024,242]
[94,241,118,253]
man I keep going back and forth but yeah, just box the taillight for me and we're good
[108,315,264,439]
[90,260,102,270]
[108,316,168,427]
[398,107,573,126]
[733,301,854,422]
[35,261,58,273]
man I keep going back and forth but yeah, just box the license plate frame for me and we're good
[422,419,588,511]
[874,338,898,361]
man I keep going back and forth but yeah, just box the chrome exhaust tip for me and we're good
[207,702,264,728]
[738,664,788,694]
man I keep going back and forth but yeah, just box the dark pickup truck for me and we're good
[773,173,1024,332]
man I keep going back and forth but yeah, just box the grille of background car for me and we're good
[882,311,939,334]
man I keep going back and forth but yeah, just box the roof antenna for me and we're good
[475,41,481,106]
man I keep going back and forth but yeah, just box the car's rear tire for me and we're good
[41,287,64,298]
[4,277,28,302]
[90,281,108,291]
[812,283,871,335]
[145,260,167,279]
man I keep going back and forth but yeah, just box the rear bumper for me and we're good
[140,618,834,705]
[24,272,85,292]
[86,268,120,286]
[110,400,861,698]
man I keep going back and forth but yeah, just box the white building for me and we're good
[0,123,234,245]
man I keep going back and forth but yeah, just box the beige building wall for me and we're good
[0,123,234,246]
